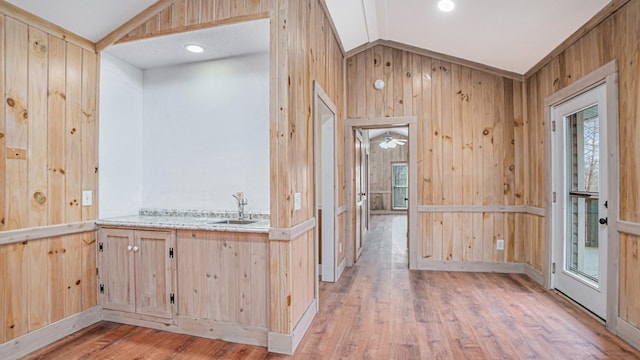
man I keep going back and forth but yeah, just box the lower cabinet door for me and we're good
[134,230,175,319]
[99,228,136,313]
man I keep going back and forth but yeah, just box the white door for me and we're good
[552,84,608,319]
[355,130,364,260]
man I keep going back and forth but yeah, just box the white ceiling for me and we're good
[7,0,610,74]
[325,0,611,74]
[105,19,270,69]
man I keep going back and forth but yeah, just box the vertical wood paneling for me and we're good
[347,45,524,264]
[0,7,99,343]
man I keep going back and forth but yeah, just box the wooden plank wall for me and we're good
[525,0,640,328]
[0,11,99,344]
[285,0,345,330]
[347,45,525,264]
[116,0,345,335]
[369,133,408,211]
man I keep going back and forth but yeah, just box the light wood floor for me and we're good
[24,215,640,359]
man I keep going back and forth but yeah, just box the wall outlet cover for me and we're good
[294,193,301,210]
[496,239,505,251]
[82,190,92,206]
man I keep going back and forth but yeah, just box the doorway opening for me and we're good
[313,82,339,283]
[345,117,417,269]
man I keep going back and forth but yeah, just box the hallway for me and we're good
[24,215,640,359]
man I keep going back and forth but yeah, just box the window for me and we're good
[392,162,408,210]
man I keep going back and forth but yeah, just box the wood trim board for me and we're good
[416,259,526,274]
[267,299,317,355]
[0,221,97,245]
[269,217,316,241]
[0,306,101,360]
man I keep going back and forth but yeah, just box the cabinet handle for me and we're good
[127,245,133,251]
[133,246,139,252]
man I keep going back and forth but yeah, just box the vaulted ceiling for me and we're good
[7,0,611,74]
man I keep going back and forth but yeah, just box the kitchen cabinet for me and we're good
[98,228,176,323]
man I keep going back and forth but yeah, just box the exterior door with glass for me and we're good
[552,84,608,319]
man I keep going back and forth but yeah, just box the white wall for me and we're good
[99,53,144,218]
[142,52,270,212]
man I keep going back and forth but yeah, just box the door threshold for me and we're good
[553,289,605,325]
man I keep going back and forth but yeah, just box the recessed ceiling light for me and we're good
[185,44,205,53]
[438,0,455,12]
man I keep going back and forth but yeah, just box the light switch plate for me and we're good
[294,193,301,210]
[496,239,505,251]
[82,191,92,206]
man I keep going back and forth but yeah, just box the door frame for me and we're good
[345,116,418,269]
[313,81,339,286]
[543,60,619,329]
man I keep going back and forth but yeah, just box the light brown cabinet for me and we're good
[98,228,176,323]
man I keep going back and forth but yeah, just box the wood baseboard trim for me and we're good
[615,317,640,351]
[268,299,318,355]
[0,221,97,246]
[416,260,526,273]
[0,306,101,360]
[524,264,545,286]
[269,218,316,241]
[102,310,268,347]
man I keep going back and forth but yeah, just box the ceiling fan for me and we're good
[379,135,406,149]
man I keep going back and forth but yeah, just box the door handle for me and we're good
[133,246,140,252]
[127,245,133,251]
[599,217,608,225]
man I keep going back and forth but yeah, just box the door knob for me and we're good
[133,246,139,252]
[599,217,608,225]
[127,245,133,251]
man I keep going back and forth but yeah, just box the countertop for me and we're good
[97,209,270,234]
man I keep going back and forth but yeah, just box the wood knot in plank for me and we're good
[1,217,5,225]
[33,191,47,205]
[482,128,491,136]
[386,61,391,67]
[509,165,515,172]
[406,71,411,78]
[0,132,3,139]
[70,127,76,135]
[75,280,81,285]
[373,54,381,66]
[34,41,47,54]
[6,98,15,107]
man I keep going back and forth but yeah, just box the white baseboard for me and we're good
[268,299,317,355]
[0,306,102,360]
[416,260,526,273]
[615,317,640,351]
[525,264,545,286]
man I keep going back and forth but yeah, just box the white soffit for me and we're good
[327,0,611,74]
[105,19,270,70]
[6,0,158,42]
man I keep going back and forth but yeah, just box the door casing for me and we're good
[543,60,619,330]
[345,116,418,269]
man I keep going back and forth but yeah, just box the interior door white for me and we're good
[552,84,608,319]
[355,130,364,260]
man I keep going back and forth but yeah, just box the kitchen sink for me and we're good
[214,219,258,225]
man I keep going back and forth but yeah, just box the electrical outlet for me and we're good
[82,191,92,206]
[496,239,505,251]
[339,243,343,253]
[294,193,301,210]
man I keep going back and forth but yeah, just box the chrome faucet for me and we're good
[232,192,248,220]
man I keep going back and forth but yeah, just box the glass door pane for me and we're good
[392,163,408,210]
[564,105,600,284]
